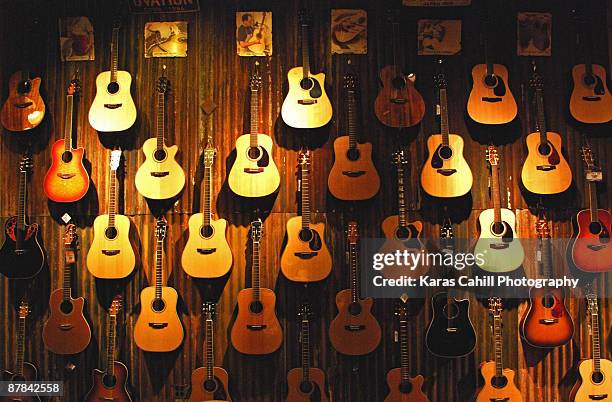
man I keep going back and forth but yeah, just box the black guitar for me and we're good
[0,153,45,279]
[425,219,476,358]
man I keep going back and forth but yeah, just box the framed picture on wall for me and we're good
[517,12,551,56]
[417,19,461,55]
[144,21,188,58]
[236,11,272,57]
[331,9,367,54]
[59,16,95,61]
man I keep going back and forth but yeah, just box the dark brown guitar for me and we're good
[43,224,92,354]
[329,221,381,355]
[0,70,45,132]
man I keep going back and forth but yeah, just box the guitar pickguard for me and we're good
[493,76,507,97]
[309,77,323,99]
[5,217,37,242]
[308,229,323,251]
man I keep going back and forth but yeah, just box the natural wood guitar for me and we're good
[88,19,136,132]
[329,221,381,355]
[281,150,332,282]
[135,68,185,200]
[87,150,137,279]
[520,217,574,348]
[0,70,45,132]
[43,224,92,354]
[421,65,472,198]
[280,9,332,129]
[474,146,524,272]
[328,72,380,201]
[228,62,280,197]
[476,297,523,402]
[134,217,184,352]
[521,64,572,194]
[189,303,231,402]
[230,219,283,355]
[43,76,90,203]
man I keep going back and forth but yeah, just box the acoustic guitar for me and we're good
[569,10,612,124]
[385,300,429,402]
[467,5,517,125]
[286,303,329,402]
[421,65,472,198]
[182,134,232,278]
[230,219,283,355]
[569,145,612,272]
[280,9,333,129]
[474,146,524,272]
[85,297,132,402]
[281,150,332,282]
[87,150,138,279]
[379,150,427,280]
[135,67,186,200]
[521,63,572,195]
[134,217,184,352]
[475,297,523,402]
[0,153,45,279]
[189,302,231,402]
[228,62,280,197]
[329,221,381,355]
[328,71,380,201]
[88,19,137,132]
[425,220,476,358]
[570,293,612,401]
[43,224,92,354]
[520,216,574,348]
[1,302,40,402]
[0,70,45,132]
[43,75,90,203]
[374,14,425,128]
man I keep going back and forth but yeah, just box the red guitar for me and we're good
[43,76,89,203]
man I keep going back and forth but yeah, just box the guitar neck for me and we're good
[64,93,75,151]
[17,168,27,230]
[301,22,310,79]
[15,315,26,376]
[156,91,165,151]
[106,314,117,377]
[300,158,311,228]
[490,163,502,225]
[62,247,75,301]
[154,234,164,299]
[205,317,214,380]
[534,88,548,144]
[110,27,119,83]
[399,318,409,382]
[252,238,261,301]
[347,89,357,149]
[250,87,259,145]
[108,168,118,227]
[396,161,408,228]
[493,313,503,378]
[591,303,602,373]
[301,317,311,383]
[539,234,553,279]
[439,87,450,146]
[587,181,599,223]
[349,242,359,303]
[202,164,213,227]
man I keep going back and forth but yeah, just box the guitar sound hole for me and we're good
[200,225,214,238]
[60,300,74,314]
[249,300,263,314]
[248,146,262,160]
[392,76,406,89]
[443,302,459,319]
[438,145,452,160]
[346,148,360,161]
[154,149,167,162]
[105,227,118,240]
[492,222,506,236]
[399,380,413,394]
[484,74,498,87]
[203,378,218,392]
[299,228,313,242]
[491,375,508,389]
[348,302,362,316]
[584,74,596,86]
[107,81,119,94]
[61,151,73,163]
[17,80,32,94]
[103,374,117,388]
[592,371,604,384]
[395,226,412,240]
[152,298,166,312]
[589,221,603,235]
[299,380,313,393]
[541,294,555,308]
[300,78,314,90]
[538,143,551,156]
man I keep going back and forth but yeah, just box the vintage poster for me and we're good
[331,9,367,55]
[418,20,461,55]
[517,12,551,56]
[144,21,188,58]
[236,11,272,57]
[59,17,95,62]
[403,0,470,6]
[129,0,199,13]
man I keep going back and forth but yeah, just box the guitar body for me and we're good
[88,71,137,132]
[520,287,574,348]
[379,216,427,279]
[420,134,473,198]
[135,138,185,200]
[281,217,332,282]
[0,217,44,279]
[521,132,572,194]
[84,363,132,402]
[182,215,232,278]
[134,286,184,352]
[42,289,91,354]
[467,64,517,124]
[285,367,329,402]
[228,133,280,197]
[189,366,231,402]
[425,293,476,357]
[281,67,332,129]
[0,71,45,132]
[329,290,381,355]
[43,139,89,202]
[384,370,428,402]
[230,287,283,355]
[327,136,380,200]
[476,362,523,402]
[570,358,612,401]
[570,209,612,272]
[1,364,40,402]
[474,208,525,272]
[570,64,612,124]
[86,214,136,279]
[374,65,425,128]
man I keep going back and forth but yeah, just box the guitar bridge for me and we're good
[538,318,559,325]
[390,98,407,104]
[582,96,601,101]
[587,244,606,251]
[149,322,168,329]
[436,169,456,176]
[490,399,510,402]
[489,243,509,250]
[295,251,318,259]
[14,102,33,108]
[59,324,74,330]
[446,327,458,332]
[481,97,502,103]
[102,250,120,256]
[588,394,608,400]
[342,171,365,177]
[104,104,122,109]
[344,325,366,331]
[244,167,264,173]
[197,248,217,255]
[151,171,170,177]
[536,165,556,171]
[247,324,267,331]
[57,173,76,179]
[298,99,317,105]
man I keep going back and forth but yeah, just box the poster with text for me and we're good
[144,21,188,58]
[418,20,461,55]
[331,9,367,54]
[59,17,95,61]
[517,12,551,56]
[236,11,272,56]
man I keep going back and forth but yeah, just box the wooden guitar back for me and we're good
[0,71,45,132]
[467,64,517,124]
[328,136,380,200]
[374,65,425,128]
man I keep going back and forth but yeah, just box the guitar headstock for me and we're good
[440,219,454,240]
[298,8,312,26]
[250,62,262,90]
[298,303,312,320]
[251,218,263,242]
[19,153,33,174]
[580,145,597,171]
[109,296,122,317]
[434,60,447,89]
[157,65,170,94]
[298,150,311,166]
[156,217,167,241]
[203,146,216,168]
[486,145,499,167]
[19,301,30,318]
[535,217,550,239]
[392,149,408,166]
[202,302,216,320]
[63,223,78,248]
[586,293,598,315]
[488,297,502,317]
[109,150,122,172]
[343,72,357,91]
[529,61,543,90]
[347,221,359,245]
[68,76,81,96]
[112,16,121,32]
[395,300,410,320]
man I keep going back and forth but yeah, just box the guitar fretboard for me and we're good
[490,162,502,227]
[252,237,261,302]
[300,22,310,79]
[108,167,118,228]
[395,160,408,228]
[347,89,357,150]
[205,317,214,380]
[493,313,503,378]
[301,317,311,383]
[110,27,119,83]
[202,164,213,227]
[63,93,74,152]
[591,301,602,373]
[399,318,409,381]
[62,248,75,301]
[439,87,450,147]
[15,315,25,376]
[156,91,165,151]
[154,232,164,300]
[250,87,259,145]
[106,314,117,377]
[587,181,599,224]
[349,242,359,303]
[534,88,548,145]
[300,157,311,228]
[17,168,27,231]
